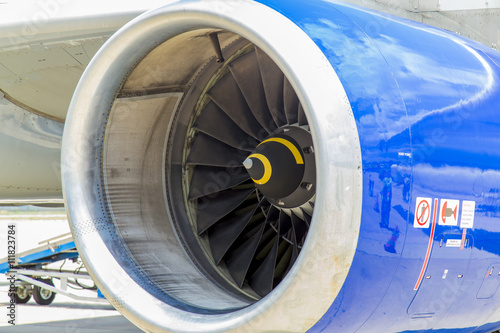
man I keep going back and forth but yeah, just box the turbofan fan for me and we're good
[171,42,316,299]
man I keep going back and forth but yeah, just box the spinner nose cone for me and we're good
[243,154,271,185]
[243,158,253,170]
[245,136,305,199]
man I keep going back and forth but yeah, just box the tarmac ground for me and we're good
[0,287,142,332]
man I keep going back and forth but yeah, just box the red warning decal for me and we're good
[414,197,432,228]
[439,199,459,226]
[414,198,438,290]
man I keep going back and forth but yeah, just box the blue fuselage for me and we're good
[257,1,500,332]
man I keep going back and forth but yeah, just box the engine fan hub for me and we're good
[244,135,303,196]
[245,126,315,209]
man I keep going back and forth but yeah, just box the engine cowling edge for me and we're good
[61,1,362,332]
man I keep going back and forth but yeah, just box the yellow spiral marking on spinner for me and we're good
[248,153,272,185]
[258,138,304,164]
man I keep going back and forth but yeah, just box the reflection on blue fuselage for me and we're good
[258,0,500,332]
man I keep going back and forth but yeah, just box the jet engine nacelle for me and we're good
[62,0,500,332]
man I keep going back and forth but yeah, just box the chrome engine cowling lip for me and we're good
[62,0,362,332]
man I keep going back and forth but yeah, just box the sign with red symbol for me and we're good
[439,199,459,226]
[414,197,432,228]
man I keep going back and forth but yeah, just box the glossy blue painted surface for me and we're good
[257,1,500,332]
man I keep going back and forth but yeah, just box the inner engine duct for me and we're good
[62,0,500,332]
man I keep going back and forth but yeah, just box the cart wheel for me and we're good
[12,285,31,304]
[33,279,56,305]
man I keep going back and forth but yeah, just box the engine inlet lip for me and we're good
[62,1,363,332]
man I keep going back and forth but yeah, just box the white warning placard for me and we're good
[460,200,475,229]
[414,197,432,228]
[439,199,459,226]
[446,239,462,247]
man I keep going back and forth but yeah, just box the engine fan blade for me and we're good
[278,210,292,237]
[283,77,299,125]
[188,165,250,200]
[225,223,265,288]
[208,73,264,140]
[229,49,277,134]
[274,239,293,284]
[284,228,299,276]
[209,204,260,264]
[302,209,312,226]
[248,227,279,297]
[186,133,246,167]
[193,101,256,151]
[196,187,256,234]
[292,211,309,247]
[255,47,286,127]
[298,103,307,126]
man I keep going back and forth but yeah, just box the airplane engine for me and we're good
[61,0,500,332]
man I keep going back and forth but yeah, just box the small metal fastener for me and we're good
[303,146,314,154]
[301,182,313,191]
